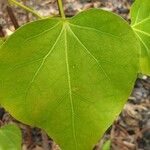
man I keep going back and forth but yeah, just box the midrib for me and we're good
[64,25,77,149]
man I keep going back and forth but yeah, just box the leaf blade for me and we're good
[131,0,150,75]
[0,9,139,150]
[0,124,22,150]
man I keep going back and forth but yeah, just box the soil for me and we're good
[0,0,150,150]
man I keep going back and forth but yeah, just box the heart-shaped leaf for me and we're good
[0,124,21,150]
[0,9,139,150]
[131,0,150,75]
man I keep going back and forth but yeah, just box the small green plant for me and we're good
[0,0,149,149]
[131,0,150,75]
[101,140,111,150]
[0,124,21,150]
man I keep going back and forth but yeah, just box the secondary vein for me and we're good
[24,22,61,43]
[69,23,119,38]
[68,25,111,82]
[132,17,150,27]
[134,31,150,58]
[134,28,150,37]
[24,25,64,110]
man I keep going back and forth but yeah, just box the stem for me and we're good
[8,0,43,19]
[57,0,65,19]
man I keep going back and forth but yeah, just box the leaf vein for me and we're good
[24,22,61,43]
[132,17,150,27]
[134,31,150,58]
[68,25,111,82]
[24,26,64,109]
[134,28,150,37]
[69,23,119,38]
[64,27,78,149]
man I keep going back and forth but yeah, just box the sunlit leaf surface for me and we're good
[0,124,21,150]
[0,9,139,150]
[131,0,150,75]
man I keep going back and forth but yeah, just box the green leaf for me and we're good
[131,0,150,75]
[0,9,139,150]
[0,124,22,150]
[102,140,111,150]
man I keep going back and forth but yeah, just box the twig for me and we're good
[0,25,5,37]
[6,6,19,29]
[8,0,43,19]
